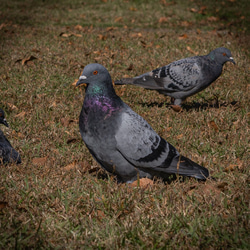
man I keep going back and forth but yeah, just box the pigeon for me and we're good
[115,47,235,106]
[0,109,21,164]
[76,63,209,183]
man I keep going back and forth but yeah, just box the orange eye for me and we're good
[93,71,98,75]
[223,53,226,56]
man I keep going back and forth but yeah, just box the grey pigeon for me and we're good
[76,63,209,183]
[0,109,21,164]
[115,47,235,106]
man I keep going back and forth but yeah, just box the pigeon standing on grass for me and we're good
[0,109,21,164]
[76,63,209,183]
[115,47,235,106]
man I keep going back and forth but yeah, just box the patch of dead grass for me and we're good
[0,0,249,248]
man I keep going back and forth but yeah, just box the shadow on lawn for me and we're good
[139,99,239,111]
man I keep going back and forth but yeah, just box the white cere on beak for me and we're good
[79,75,87,80]
[229,57,234,60]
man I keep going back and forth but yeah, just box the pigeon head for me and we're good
[76,63,113,88]
[76,63,117,99]
[209,47,235,65]
[0,109,9,127]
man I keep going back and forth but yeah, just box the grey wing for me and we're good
[153,59,203,92]
[115,108,174,168]
[114,107,209,180]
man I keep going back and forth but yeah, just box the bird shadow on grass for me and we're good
[181,100,239,111]
[89,168,212,185]
[138,99,239,111]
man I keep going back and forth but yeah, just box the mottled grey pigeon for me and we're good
[76,63,209,183]
[115,47,235,106]
[0,109,21,164]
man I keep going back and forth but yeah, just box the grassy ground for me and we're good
[0,0,249,248]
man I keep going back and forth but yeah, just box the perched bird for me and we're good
[76,63,209,183]
[115,47,235,106]
[0,109,21,164]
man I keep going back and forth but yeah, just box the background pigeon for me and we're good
[0,109,21,164]
[76,63,209,183]
[115,47,235,106]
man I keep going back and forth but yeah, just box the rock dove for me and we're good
[76,63,209,183]
[0,109,21,164]
[115,47,235,106]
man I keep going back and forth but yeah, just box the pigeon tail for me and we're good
[167,154,209,180]
[114,78,135,85]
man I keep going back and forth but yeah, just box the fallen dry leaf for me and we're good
[127,63,133,71]
[158,17,169,23]
[176,134,183,140]
[160,0,175,6]
[17,132,25,139]
[61,117,76,127]
[236,158,244,170]
[15,111,26,118]
[201,184,222,196]
[93,50,102,55]
[15,55,37,66]
[22,55,37,65]
[196,29,201,34]
[129,7,137,11]
[61,117,71,127]
[186,46,198,55]
[49,101,57,108]
[66,138,78,144]
[171,105,183,112]
[208,120,219,132]
[217,182,228,192]
[96,209,105,219]
[129,178,154,188]
[198,6,207,14]
[187,183,222,198]
[140,40,153,48]
[131,32,142,38]
[10,130,25,139]
[0,23,7,30]
[62,162,77,171]
[190,8,198,13]
[207,16,219,22]
[178,33,188,40]
[106,26,115,32]
[59,32,82,38]
[224,164,238,172]
[72,33,82,37]
[0,201,8,209]
[180,21,191,27]
[4,102,18,111]
[114,17,123,23]
[97,34,106,40]
[31,48,40,53]
[32,157,48,166]
[74,24,85,31]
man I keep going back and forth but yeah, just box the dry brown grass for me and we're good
[0,0,249,248]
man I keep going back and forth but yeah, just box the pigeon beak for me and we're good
[76,75,88,87]
[229,57,236,65]
[2,118,9,127]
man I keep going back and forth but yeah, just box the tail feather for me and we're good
[142,154,209,181]
[114,78,135,85]
[115,76,164,91]
[168,155,209,180]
